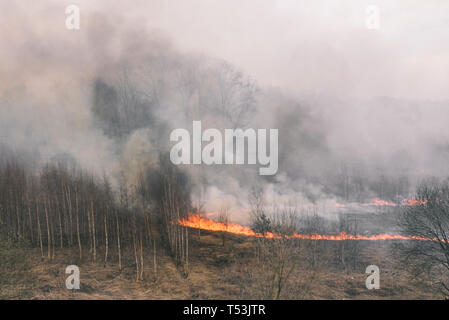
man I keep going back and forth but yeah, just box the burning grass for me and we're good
[178,214,433,241]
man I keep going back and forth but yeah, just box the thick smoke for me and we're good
[1,1,449,223]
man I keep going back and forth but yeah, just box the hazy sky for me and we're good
[143,0,449,100]
[1,0,448,100]
[1,1,449,219]
[1,0,449,180]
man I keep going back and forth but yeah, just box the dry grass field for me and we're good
[0,227,439,300]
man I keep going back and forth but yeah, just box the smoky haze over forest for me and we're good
[1,0,449,222]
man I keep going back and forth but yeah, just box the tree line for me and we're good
[0,156,191,280]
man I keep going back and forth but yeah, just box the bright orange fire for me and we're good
[362,198,397,207]
[180,214,261,237]
[178,214,432,241]
[335,197,428,208]
[402,199,427,206]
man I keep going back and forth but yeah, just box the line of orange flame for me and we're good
[336,198,428,208]
[178,214,432,241]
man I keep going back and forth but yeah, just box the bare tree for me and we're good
[337,213,359,271]
[213,62,258,128]
[303,210,326,268]
[249,189,300,299]
[217,206,229,247]
[397,178,449,297]
[254,209,300,300]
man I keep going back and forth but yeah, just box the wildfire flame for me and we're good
[362,198,397,207]
[178,214,432,241]
[402,199,427,206]
[336,197,428,208]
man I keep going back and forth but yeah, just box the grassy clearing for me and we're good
[0,226,35,299]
